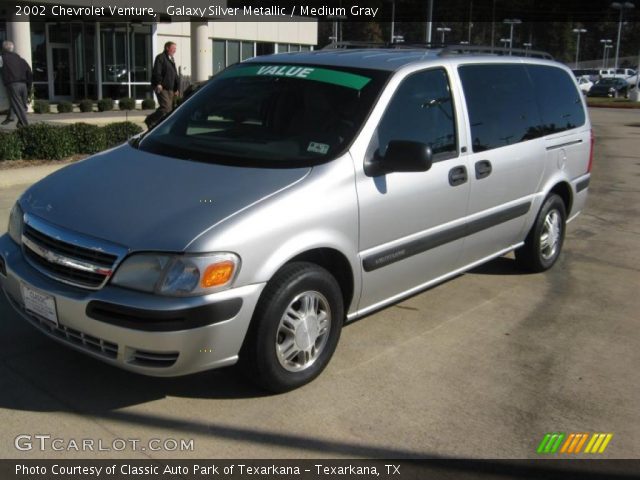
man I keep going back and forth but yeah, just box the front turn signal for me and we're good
[201,261,236,288]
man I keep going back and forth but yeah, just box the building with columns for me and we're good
[0,1,317,102]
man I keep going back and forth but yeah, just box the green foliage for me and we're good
[0,132,23,160]
[66,123,107,154]
[97,98,114,112]
[141,98,156,110]
[33,100,50,114]
[57,101,73,113]
[4,121,143,160]
[118,97,136,110]
[78,99,94,113]
[18,124,76,160]
[103,122,143,147]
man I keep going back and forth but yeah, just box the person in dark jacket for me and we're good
[144,41,180,129]
[1,40,32,127]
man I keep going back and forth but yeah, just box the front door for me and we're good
[355,67,471,312]
[48,44,73,101]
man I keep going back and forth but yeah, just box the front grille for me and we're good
[6,292,118,360]
[129,349,179,368]
[24,247,107,287]
[24,225,117,267]
[21,218,122,290]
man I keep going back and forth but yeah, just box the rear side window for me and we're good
[526,65,585,135]
[373,68,457,160]
[458,64,542,153]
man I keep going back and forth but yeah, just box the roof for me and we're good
[244,47,556,73]
[244,49,442,72]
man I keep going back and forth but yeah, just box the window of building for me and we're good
[256,42,275,56]
[458,64,542,153]
[373,68,458,160]
[100,23,152,100]
[213,40,225,74]
[130,24,151,83]
[227,40,240,66]
[29,22,48,99]
[241,41,254,61]
[212,41,311,76]
[527,65,585,134]
[0,23,6,43]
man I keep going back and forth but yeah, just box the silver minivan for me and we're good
[1,48,592,392]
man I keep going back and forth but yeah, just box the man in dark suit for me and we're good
[1,40,32,127]
[144,41,180,129]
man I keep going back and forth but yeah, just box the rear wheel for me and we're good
[241,262,344,393]
[515,194,566,272]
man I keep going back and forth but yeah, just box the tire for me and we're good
[240,262,344,393]
[515,194,567,273]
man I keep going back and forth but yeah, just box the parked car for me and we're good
[577,75,593,94]
[1,48,592,392]
[572,68,599,82]
[587,77,631,98]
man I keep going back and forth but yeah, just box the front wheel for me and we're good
[515,194,566,272]
[241,262,344,393]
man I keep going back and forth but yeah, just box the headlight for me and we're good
[8,202,24,246]
[111,252,240,296]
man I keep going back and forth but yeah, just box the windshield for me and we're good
[139,63,389,167]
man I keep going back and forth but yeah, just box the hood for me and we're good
[22,144,310,251]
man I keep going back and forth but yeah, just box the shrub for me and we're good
[66,123,106,154]
[0,132,23,160]
[33,100,50,114]
[103,121,143,148]
[141,98,156,110]
[57,101,73,113]
[118,97,136,110]
[97,98,114,112]
[18,123,76,160]
[78,99,94,113]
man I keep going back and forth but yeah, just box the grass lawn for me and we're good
[586,97,640,109]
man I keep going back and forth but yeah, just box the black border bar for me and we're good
[3,459,640,480]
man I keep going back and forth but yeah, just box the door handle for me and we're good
[475,160,492,179]
[448,166,468,186]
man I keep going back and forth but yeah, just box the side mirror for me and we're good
[365,140,433,177]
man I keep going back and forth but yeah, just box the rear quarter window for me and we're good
[526,65,586,135]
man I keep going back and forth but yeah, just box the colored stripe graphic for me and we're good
[537,433,565,454]
[560,434,575,453]
[585,433,614,454]
[574,433,590,453]
[540,433,614,454]
[537,434,552,454]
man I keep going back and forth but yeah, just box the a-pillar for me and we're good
[190,21,211,82]
[7,13,32,66]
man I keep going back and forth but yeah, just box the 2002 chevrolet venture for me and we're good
[0,46,592,392]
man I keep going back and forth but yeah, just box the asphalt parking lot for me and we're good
[0,108,638,461]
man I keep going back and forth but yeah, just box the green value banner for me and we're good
[220,64,371,90]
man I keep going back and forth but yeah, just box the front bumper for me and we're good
[0,234,265,377]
